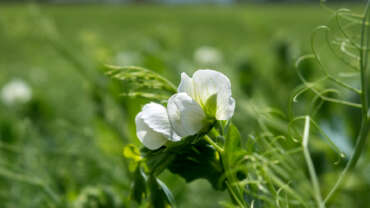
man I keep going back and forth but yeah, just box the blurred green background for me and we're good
[0,2,369,208]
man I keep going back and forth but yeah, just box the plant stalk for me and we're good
[302,116,325,208]
[204,135,224,153]
[324,2,370,203]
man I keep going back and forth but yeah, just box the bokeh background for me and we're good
[0,0,369,207]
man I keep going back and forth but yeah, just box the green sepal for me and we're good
[204,93,218,118]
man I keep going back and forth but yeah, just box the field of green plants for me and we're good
[0,2,369,208]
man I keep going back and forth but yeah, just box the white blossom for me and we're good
[167,69,235,138]
[1,79,32,106]
[134,69,235,149]
[135,102,181,150]
[194,46,223,65]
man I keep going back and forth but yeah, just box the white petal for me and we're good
[135,111,168,150]
[135,103,181,149]
[192,69,231,104]
[167,93,207,137]
[192,69,235,120]
[177,72,194,98]
[216,97,235,120]
[140,102,181,142]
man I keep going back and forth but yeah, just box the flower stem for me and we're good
[204,135,224,153]
[205,131,247,207]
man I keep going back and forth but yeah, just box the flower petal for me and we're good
[216,96,235,120]
[192,69,235,120]
[135,103,181,148]
[192,69,231,104]
[135,111,168,150]
[177,72,194,98]
[167,93,207,137]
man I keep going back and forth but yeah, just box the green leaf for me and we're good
[123,144,142,172]
[142,134,225,191]
[156,178,176,207]
[131,167,147,204]
[224,123,244,165]
[148,175,175,208]
[123,144,142,162]
[142,135,201,176]
[105,65,177,102]
[223,123,247,206]
[167,140,226,190]
[142,147,175,176]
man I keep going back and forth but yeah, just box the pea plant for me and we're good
[104,2,370,208]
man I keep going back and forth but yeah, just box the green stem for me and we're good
[225,181,246,208]
[204,135,224,153]
[204,133,246,207]
[327,76,362,94]
[302,116,325,208]
[324,2,370,203]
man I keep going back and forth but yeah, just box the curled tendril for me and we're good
[294,52,362,110]
[340,40,360,60]
[288,116,346,162]
[310,88,338,116]
[322,27,360,71]
[311,26,362,94]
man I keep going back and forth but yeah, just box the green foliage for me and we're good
[222,123,247,207]
[1,3,370,208]
[105,65,177,103]
[141,134,225,190]
[73,187,119,208]
[148,176,176,208]
[123,144,143,172]
[131,167,147,204]
[167,139,225,191]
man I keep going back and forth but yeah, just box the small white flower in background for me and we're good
[194,46,223,65]
[135,102,181,150]
[1,79,32,106]
[135,69,235,150]
[167,69,235,137]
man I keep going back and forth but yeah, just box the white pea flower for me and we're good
[1,79,32,106]
[167,69,235,138]
[194,46,223,65]
[135,102,181,150]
